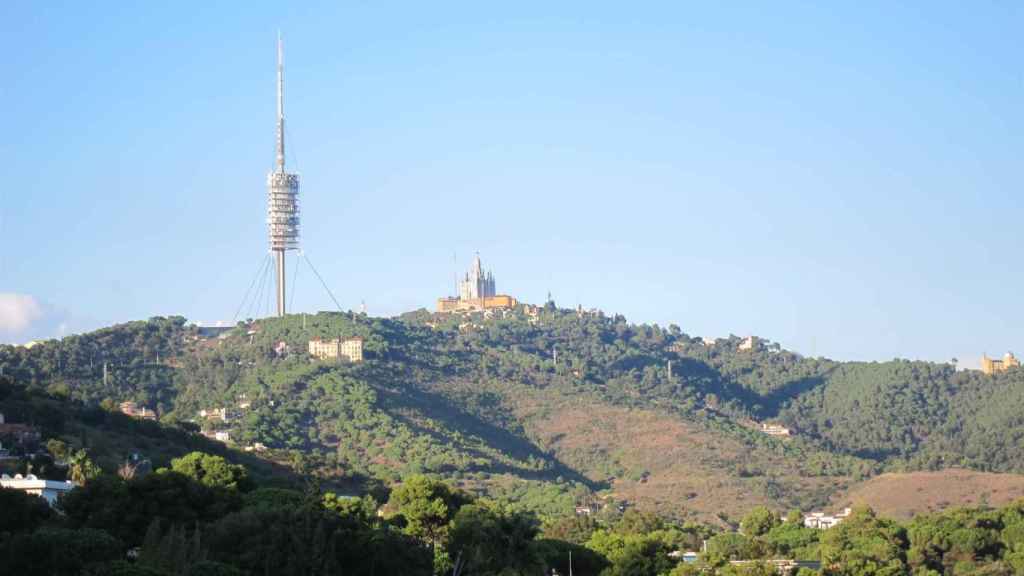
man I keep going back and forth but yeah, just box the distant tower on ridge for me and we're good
[267,34,300,317]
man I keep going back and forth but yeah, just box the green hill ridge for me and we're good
[3,306,1023,522]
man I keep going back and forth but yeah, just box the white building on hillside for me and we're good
[202,430,231,443]
[761,422,792,437]
[804,508,852,529]
[1,474,76,506]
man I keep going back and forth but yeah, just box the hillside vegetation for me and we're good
[0,375,294,485]
[3,306,1023,521]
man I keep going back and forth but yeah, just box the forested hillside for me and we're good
[3,305,1023,521]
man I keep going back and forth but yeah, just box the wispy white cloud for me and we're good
[0,293,44,334]
[0,293,86,344]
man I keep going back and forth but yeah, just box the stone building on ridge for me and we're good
[981,352,1020,375]
[309,336,364,363]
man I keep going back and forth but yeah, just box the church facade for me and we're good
[458,254,496,300]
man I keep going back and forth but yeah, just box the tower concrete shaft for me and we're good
[276,250,286,317]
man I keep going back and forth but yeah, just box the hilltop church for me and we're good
[438,254,517,312]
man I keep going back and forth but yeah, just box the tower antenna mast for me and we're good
[276,32,285,172]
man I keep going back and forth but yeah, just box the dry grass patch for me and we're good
[836,469,1024,519]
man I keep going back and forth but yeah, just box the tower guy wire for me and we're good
[289,250,302,312]
[264,259,274,318]
[247,258,268,321]
[234,254,272,322]
[302,253,344,313]
[249,254,274,321]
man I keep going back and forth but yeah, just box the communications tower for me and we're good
[266,34,300,317]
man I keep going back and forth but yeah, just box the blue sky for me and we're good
[1,2,1021,366]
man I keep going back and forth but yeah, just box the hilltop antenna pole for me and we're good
[276,33,285,173]
[267,32,301,317]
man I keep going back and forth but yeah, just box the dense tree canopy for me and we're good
[169,452,252,492]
